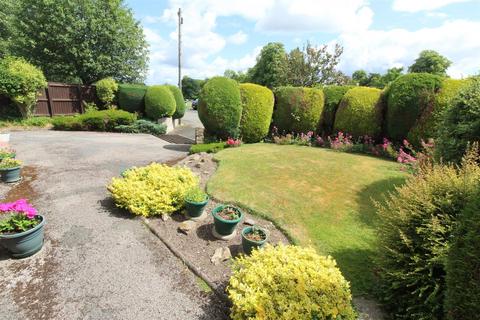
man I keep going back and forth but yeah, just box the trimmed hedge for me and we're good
[52,110,136,131]
[320,85,353,135]
[145,85,176,119]
[272,87,324,134]
[239,83,274,143]
[408,78,472,145]
[198,77,242,139]
[386,73,442,142]
[445,189,480,320]
[334,87,382,138]
[117,84,147,113]
[436,78,480,163]
[166,85,186,119]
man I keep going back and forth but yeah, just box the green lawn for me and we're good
[208,143,407,296]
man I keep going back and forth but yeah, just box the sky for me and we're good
[125,0,480,85]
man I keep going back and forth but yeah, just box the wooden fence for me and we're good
[35,82,98,117]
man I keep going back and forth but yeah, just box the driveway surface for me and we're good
[0,131,225,320]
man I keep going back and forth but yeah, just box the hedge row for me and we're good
[52,109,136,131]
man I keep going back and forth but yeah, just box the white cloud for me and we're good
[392,0,473,12]
[337,19,480,78]
[228,31,248,45]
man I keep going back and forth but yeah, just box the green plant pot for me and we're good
[241,226,268,255]
[185,196,209,218]
[0,215,45,258]
[212,205,243,236]
[0,166,21,183]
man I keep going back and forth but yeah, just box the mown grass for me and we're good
[208,143,407,296]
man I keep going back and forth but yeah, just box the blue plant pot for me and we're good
[0,215,45,258]
[0,166,21,183]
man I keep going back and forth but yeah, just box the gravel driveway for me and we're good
[0,131,226,320]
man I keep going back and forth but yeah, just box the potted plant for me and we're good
[0,158,22,183]
[0,199,45,258]
[184,187,209,218]
[241,225,268,254]
[212,205,243,238]
[0,147,15,161]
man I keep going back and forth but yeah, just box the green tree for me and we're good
[382,67,404,85]
[181,76,202,100]
[249,42,288,88]
[408,50,452,76]
[0,0,17,57]
[224,69,248,83]
[352,70,369,86]
[13,0,148,84]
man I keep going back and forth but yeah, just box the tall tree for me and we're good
[352,67,404,88]
[224,69,248,83]
[248,42,288,88]
[181,76,202,100]
[352,70,369,86]
[13,0,149,84]
[0,0,17,57]
[408,50,452,76]
[286,42,344,86]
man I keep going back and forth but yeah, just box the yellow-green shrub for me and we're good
[107,163,198,217]
[228,245,355,320]
[239,83,274,143]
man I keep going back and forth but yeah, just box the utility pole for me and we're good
[177,8,183,90]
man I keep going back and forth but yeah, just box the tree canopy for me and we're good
[248,42,288,88]
[408,50,452,76]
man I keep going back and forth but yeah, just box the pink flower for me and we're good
[0,199,37,219]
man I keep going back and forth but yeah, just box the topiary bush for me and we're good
[386,73,442,142]
[228,244,355,320]
[334,87,382,138]
[145,85,176,119]
[117,84,147,113]
[165,85,186,119]
[445,187,480,320]
[0,56,47,118]
[239,83,274,143]
[52,110,136,131]
[107,163,198,217]
[51,116,83,131]
[272,87,324,134]
[198,77,242,139]
[436,78,480,163]
[95,77,118,107]
[320,85,353,135]
[408,78,472,146]
[376,149,480,319]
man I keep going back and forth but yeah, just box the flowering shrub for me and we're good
[226,138,242,148]
[107,163,198,217]
[0,199,40,233]
[328,132,353,151]
[228,245,355,320]
[0,158,22,169]
[0,147,15,158]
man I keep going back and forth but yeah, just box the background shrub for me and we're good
[165,85,186,119]
[189,142,226,154]
[52,110,136,131]
[408,78,472,146]
[376,151,480,319]
[0,56,47,118]
[117,84,147,113]
[239,83,274,143]
[108,163,198,217]
[386,73,442,142]
[228,245,355,320]
[51,116,82,131]
[145,85,176,119]
[115,119,166,135]
[95,77,118,107]
[272,87,324,134]
[436,78,480,163]
[320,85,353,135]
[334,87,382,138]
[445,188,480,320]
[198,77,242,139]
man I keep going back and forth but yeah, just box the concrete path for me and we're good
[170,110,203,141]
[0,131,225,320]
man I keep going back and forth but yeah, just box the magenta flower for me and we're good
[0,199,37,219]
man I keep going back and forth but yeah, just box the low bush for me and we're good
[52,110,136,131]
[228,244,355,320]
[198,77,242,139]
[320,85,353,135]
[334,87,382,138]
[386,73,442,142]
[436,78,480,163]
[272,87,324,134]
[51,116,83,131]
[166,85,186,119]
[115,119,166,135]
[117,84,147,113]
[107,163,198,217]
[189,142,225,154]
[376,148,480,319]
[0,56,47,118]
[145,85,176,119]
[95,77,118,107]
[445,188,480,320]
[239,83,274,143]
